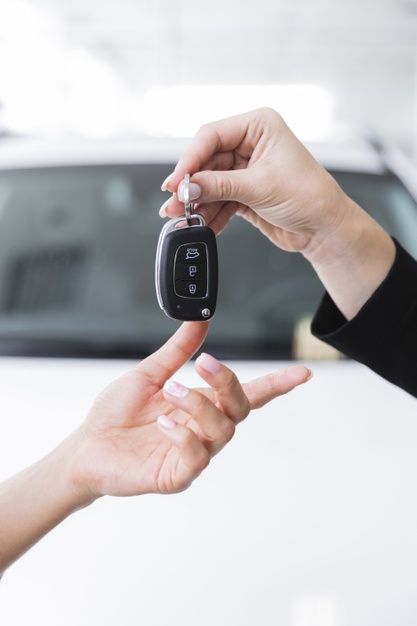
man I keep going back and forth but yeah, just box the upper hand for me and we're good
[159,107,351,256]
[67,322,311,502]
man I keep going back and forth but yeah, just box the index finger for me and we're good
[166,111,252,192]
[140,322,209,386]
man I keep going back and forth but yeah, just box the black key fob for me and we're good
[155,215,218,321]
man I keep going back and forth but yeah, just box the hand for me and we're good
[0,322,311,574]
[68,322,311,502]
[159,108,395,319]
[159,107,348,256]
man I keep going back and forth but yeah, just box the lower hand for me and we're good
[67,322,311,503]
[0,322,311,574]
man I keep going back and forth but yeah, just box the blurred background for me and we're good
[0,2,417,626]
[1,0,417,148]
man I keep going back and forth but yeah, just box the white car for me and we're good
[0,136,416,626]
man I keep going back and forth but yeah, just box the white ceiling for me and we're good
[1,0,417,147]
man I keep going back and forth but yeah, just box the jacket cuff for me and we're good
[311,239,417,356]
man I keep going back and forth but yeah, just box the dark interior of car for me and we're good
[0,163,415,359]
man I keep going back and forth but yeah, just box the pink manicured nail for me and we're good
[197,352,221,374]
[157,414,177,429]
[161,172,174,191]
[164,380,189,398]
[178,181,201,202]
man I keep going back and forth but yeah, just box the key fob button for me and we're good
[175,280,207,298]
[176,243,206,264]
[174,262,207,282]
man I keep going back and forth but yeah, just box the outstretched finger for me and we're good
[242,365,312,410]
[140,322,208,387]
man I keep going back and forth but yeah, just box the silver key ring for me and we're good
[183,173,193,225]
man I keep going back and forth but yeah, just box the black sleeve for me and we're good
[311,239,417,397]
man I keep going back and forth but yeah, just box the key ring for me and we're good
[183,173,194,226]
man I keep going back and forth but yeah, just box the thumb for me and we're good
[179,169,254,205]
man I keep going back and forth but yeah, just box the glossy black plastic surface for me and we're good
[157,225,218,321]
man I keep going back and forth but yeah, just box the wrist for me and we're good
[0,431,97,574]
[303,191,392,269]
[302,186,357,264]
[48,430,99,512]
[303,192,396,319]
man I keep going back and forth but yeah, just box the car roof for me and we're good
[0,135,386,174]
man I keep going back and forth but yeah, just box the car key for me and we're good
[155,174,218,321]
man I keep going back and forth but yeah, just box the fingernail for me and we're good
[197,352,221,374]
[159,197,170,217]
[164,380,189,398]
[161,172,174,191]
[157,414,177,429]
[178,181,201,203]
[306,368,313,381]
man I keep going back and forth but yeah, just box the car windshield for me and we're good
[0,162,415,359]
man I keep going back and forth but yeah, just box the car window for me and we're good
[0,163,415,359]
